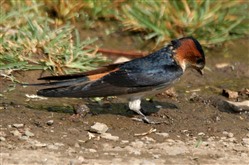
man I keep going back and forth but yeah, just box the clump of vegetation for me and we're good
[120,0,249,46]
[1,0,248,75]
[0,1,106,75]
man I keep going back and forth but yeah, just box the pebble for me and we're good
[141,136,156,143]
[19,136,29,141]
[47,144,59,150]
[78,156,85,162]
[228,137,236,142]
[130,140,144,148]
[89,122,108,134]
[153,154,160,159]
[46,120,54,126]
[242,138,249,147]
[10,130,22,137]
[246,133,249,138]
[227,132,234,138]
[121,140,129,144]
[74,143,80,148]
[166,139,176,143]
[0,131,6,137]
[54,142,65,147]
[124,146,141,155]
[24,130,34,137]
[67,147,77,155]
[241,153,248,157]
[155,105,162,109]
[88,148,97,153]
[220,136,227,140]
[12,124,24,128]
[101,133,119,141]
[34,142,47,148]
[0,136,6,141]
[198,132,205,136]
[155,132,169,138]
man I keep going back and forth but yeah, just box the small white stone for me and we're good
[0,131,6,137]
[220,136,227,140]
[141,136,155,143]
[227,132,234,138]
[153,154,160,159]
[0,136,6,141]
[46,120,54,126]
[198,132,205,136]
[12,124,24,128]
[24,130,34,137]
[34,142,47,148]
[156,132,169,138]
[10,130,22,137]
[78,156,85,162]
[88,148,97,153]
[54,142,64,146]
[155,105,162,109]
[228,137,236,142]
[241,153,248,157]
[222,131,228,135]
[90,122,108,134]
[19,136,29,141]
[130,140,144,148]
[74,143,80,148]
[242,138,249,147]
[47,144,59,150]
[101,133,119,141]
[121,140,129,144]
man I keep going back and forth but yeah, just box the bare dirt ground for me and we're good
[0,30,249,164]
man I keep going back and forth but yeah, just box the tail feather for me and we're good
[38,63,121,81]
[37,82,89,97]
[21,77,88,87]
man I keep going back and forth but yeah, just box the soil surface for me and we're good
[0,25,249,164]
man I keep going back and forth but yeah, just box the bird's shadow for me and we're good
[27,99,178,117]
[87,100,178,117]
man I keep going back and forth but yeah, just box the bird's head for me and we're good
[171,37,205,75]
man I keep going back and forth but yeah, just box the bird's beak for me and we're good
[196,68,204,75]
[193,65,205,75]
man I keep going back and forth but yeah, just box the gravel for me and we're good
[46,120,54,126]
[12,124,24,128]
[89,122,108,134]
[101,133,119,141]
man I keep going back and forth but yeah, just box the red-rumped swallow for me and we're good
[27,36,205,123]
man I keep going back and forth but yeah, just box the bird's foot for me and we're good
[142,116,162,124]
[132,116,162,124]
[131,108,163,124]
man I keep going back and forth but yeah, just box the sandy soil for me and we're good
[0,32,248,164]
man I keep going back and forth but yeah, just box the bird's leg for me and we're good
[128,98,161,124]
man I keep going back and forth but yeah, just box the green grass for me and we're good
[120,0,249,46]
[0,1,106,74]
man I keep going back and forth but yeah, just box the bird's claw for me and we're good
[132,116,162,124]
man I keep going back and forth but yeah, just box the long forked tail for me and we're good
[21,63,123,98]
[21,63,121,87]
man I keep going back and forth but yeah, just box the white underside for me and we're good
[128,98,141,112]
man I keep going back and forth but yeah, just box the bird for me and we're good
[27,36,205,124]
